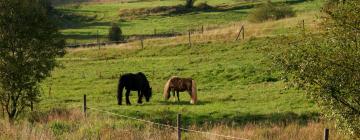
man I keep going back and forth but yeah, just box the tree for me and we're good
[0,0,65,121]
[185,0,196,9]
[108,23,123,42]
[274,0,359,138]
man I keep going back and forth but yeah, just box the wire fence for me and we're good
[87,106,250,140]
[65,21,317,48]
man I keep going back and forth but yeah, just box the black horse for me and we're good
[117,72,152,105]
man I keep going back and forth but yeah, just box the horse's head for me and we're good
[144,87,152,102]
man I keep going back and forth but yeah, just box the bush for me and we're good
[196,2,214,11]
[108,23,123,42]
[248,1,295,23]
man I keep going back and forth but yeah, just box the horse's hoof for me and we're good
[118,103,122,105]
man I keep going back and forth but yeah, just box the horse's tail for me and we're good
[190,80,197,104]
[117,77,125,105]
[163,78,172,100]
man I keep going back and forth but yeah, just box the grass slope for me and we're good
[58,0,323,43]
[40,37,318,126]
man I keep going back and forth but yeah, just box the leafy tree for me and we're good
[0,0,65,121]
[108,23,123,42]
[185,0,196,9]
[274,0,359,137]
[248,1,295,23]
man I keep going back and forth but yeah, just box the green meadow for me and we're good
[1,0,341,139]
[40,37,318,126]
[58,0,323,43]
[34,0,328,125]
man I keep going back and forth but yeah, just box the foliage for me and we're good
[274,0,360,138]
[248,1,295,23]
[185,0,196,9]
[108,23,123,42]
[0,0,65,121]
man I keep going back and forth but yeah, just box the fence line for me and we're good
[66,22,318,48]
[87,106,249,140]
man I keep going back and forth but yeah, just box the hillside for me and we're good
[1,0,350,139]
[56,0,323,43]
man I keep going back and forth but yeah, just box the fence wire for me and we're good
[87,107,249,140]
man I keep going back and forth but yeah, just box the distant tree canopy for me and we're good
[108,23,123,42]
[275,0,359,138]
[248,1,295,22]
[185,0,196,9]
[0,0,65,121]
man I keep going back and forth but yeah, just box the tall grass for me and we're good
[0,108,348,140]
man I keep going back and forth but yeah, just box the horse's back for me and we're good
[119,72,149,90]
[169,77,193,91]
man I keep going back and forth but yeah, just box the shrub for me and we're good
[196,2,214,11]
[248,1,295,23]
[108,23,123,42]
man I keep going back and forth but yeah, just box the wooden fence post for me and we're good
[236,25,245,41]
[302,19,305,34]
[97,30,100,50]
[83,94,87,117]
[324,128,329,140]
[177,114,182,140]
[201,25,204,34]
[141,37,144,49]
[188,30,191,47]
[242,25,245,40]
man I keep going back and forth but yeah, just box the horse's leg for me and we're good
[125,89,131,105]
[137,90,143,104]
[176,91,180,102]
[172,89,176,102]
[117,83,124,105]
[188,90,193,104]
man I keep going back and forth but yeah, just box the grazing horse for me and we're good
[117,72,152,105]
[163,76,197,104]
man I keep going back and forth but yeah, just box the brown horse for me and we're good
[163,76,197,104]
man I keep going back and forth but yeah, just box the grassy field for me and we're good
[58,0,324,43]
[40,38,318,125]
[2,0,346,139]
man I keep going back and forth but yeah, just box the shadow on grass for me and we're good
[164,0,310,16]
[125,109,320,128]
[157,100,211,105]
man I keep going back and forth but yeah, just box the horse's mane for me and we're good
[137,72,150,88]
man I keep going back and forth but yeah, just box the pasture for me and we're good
[3,0,350,139]
[57,0,323,43]
[41,38,318,125]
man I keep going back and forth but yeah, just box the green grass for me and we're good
[40,37,318,126]
[58,0,324,43]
